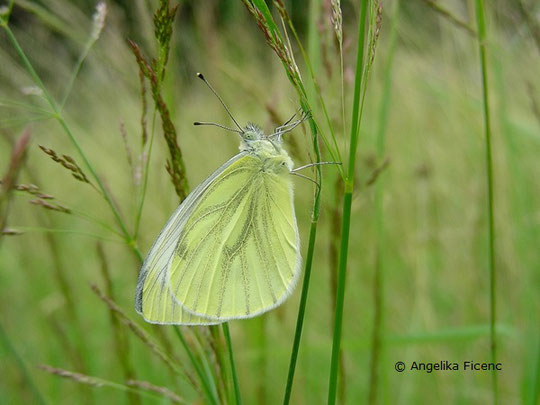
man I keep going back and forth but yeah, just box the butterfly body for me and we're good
[136,123,301,325]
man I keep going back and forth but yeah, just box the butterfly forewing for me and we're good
[168,154,301,320]
[135,154,246,325]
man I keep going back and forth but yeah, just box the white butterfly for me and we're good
[136,75,311,325]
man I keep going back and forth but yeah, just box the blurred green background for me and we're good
[0,0,539,404]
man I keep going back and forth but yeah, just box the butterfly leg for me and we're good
[291,161,342,172]
[289,171,320,189]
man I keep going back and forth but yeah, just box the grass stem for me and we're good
[328,192,353,405]
[223,323,242,405]
[474,0,497,402]
[173,326,219,405]
[283,220,318,404]
[282,98,323,403]
[328,1,369,404]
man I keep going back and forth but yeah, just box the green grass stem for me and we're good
[223,322,243,405]
[279,0,327,400]
[282,104,323,404]
[328,1,369,404]
[283,220,318,405]
[474,0,497,402]
[328,192,353,405]
[173,326,219,405]
[191,332,221,402]
[208,325,230,404]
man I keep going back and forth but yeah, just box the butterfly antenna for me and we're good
[194,121,243,135]
[270,109,311,139]
[197,73,243,132]
[278,108,301,129]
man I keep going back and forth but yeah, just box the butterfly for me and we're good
[135,74,314,325]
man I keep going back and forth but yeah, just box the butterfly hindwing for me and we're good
[168,154,301,320]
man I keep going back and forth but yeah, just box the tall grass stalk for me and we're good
[473,0,497,402]
[190,331,221,402]
[207,326,229,404]
[283,104,323,404]
[283,220,319,405]
[281,17,326,405]
[328,1,370,403]
[223,323,243,405]
[368,2,399,403]
[282,98,323,405]
[173,326,219,405]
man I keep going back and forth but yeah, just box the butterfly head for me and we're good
[239,123,293,172]
[240,123,285,154]
[241,123,264,142]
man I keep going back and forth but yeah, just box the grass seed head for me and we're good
[90,1,107,42]
[128,39,189,200]
[38,145,92,185]
[9,182,55,199]
[242,1,302,93]
[331,0,343,44]
[29,199,71,214]
[39,365,105,387]
[126,380,184,404]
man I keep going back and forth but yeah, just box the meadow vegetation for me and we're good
[0,0,538,404]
